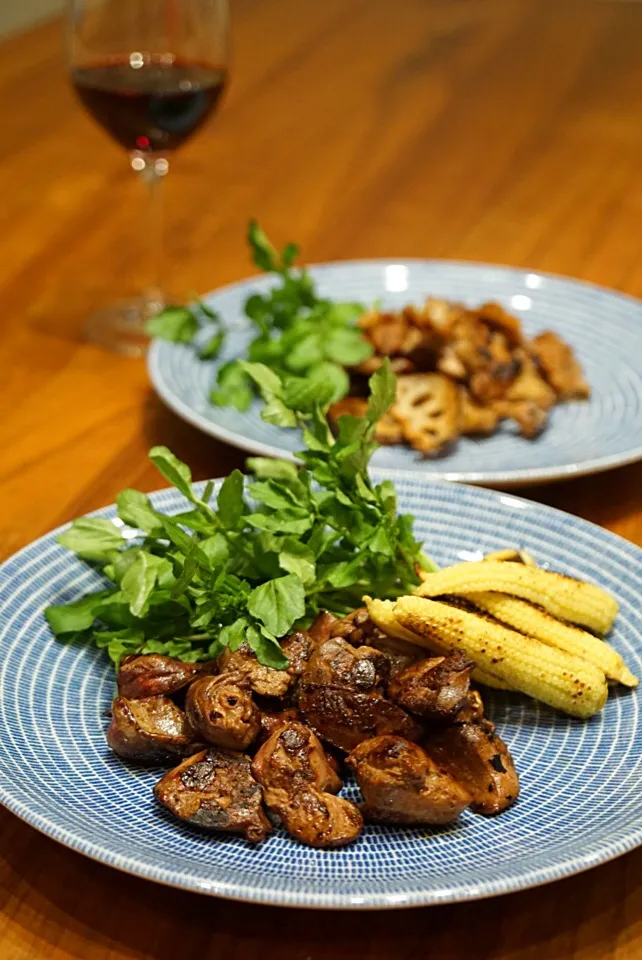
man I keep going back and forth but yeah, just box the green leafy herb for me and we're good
[147,221,374,413]
[216,470,245,530]
[146,306,199,344]
[121,552,165,617]
[46,362,429,670]
[210,361,254,411]
[199,329,225,361]
[212,222,372,410]
[45,589,118,635]
[115,490,164,536]
[147,300,226,359]
[57,518,124,560]
[149,447,201,508]
[247,573,306,638]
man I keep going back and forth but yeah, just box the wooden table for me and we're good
[1,0,642,956]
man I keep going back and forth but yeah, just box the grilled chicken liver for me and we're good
[252,722,361,848]
[424,721,519,815]
[185,673,260,751]
[218,642,291,697]
[263,788,363,848]
[299,683,422,753]
[387,653,474,722]
[283,631,316,677]
[218,633,314,698]
[303,636,390,692]
[106,696,201,762]
[117,653,205,700]
[456,689,487,725]
[329,607,384,647]
[257,711,342,779]
[368,634,422,680]
[154,747,271,842]
[308,611,339,643]
[258,708,301,743]
[252,721,342,795]
[347,735,471,825]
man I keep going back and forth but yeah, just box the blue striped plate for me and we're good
[148,261,642,486]
[0,476,640,909]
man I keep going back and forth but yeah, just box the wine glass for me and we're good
[68,0,229,356]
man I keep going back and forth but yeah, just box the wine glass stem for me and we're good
[132,152,169,313]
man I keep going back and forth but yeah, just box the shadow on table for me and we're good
[0,808,638,960]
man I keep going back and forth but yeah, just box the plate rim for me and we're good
[148,257,642,487]
[1,475,642,909]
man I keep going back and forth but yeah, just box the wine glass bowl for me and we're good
[68,0,229,355]
[71,59,227,156]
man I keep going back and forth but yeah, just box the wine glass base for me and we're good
[84,297,160,357]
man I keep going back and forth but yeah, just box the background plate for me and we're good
[0,476,641,909]
[148,260,642,486]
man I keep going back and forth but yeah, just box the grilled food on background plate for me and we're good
[149,221,590,458]
[330,298,589,456]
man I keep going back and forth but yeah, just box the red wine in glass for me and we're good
[68,0,230,356]
[72,59,227,153]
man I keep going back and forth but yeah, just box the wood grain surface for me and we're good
[1,0,642,956]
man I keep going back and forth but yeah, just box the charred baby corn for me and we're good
[394,595,609,718]
[415,561,618,635]
[364,597,512,691]
[484,548,536,566]
[471,592,638,688]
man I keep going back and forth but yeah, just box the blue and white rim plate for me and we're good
[1,475,641,909]
[148,260,642,487]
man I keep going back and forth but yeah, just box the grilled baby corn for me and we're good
[471,592,637,688]
[416,561,618,635]
[484,548,536,566]
[364,597,512,690]
[394,595,609,718]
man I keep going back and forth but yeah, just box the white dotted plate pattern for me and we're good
[1,477,641,909]
[148,261,642,486]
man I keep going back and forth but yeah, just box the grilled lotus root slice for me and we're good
[496,399,550,439]
[415,561,618,635]
[393,595,609,718]
[392,373,460,455]
[419,297,469,334]
[366,310,425,357]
